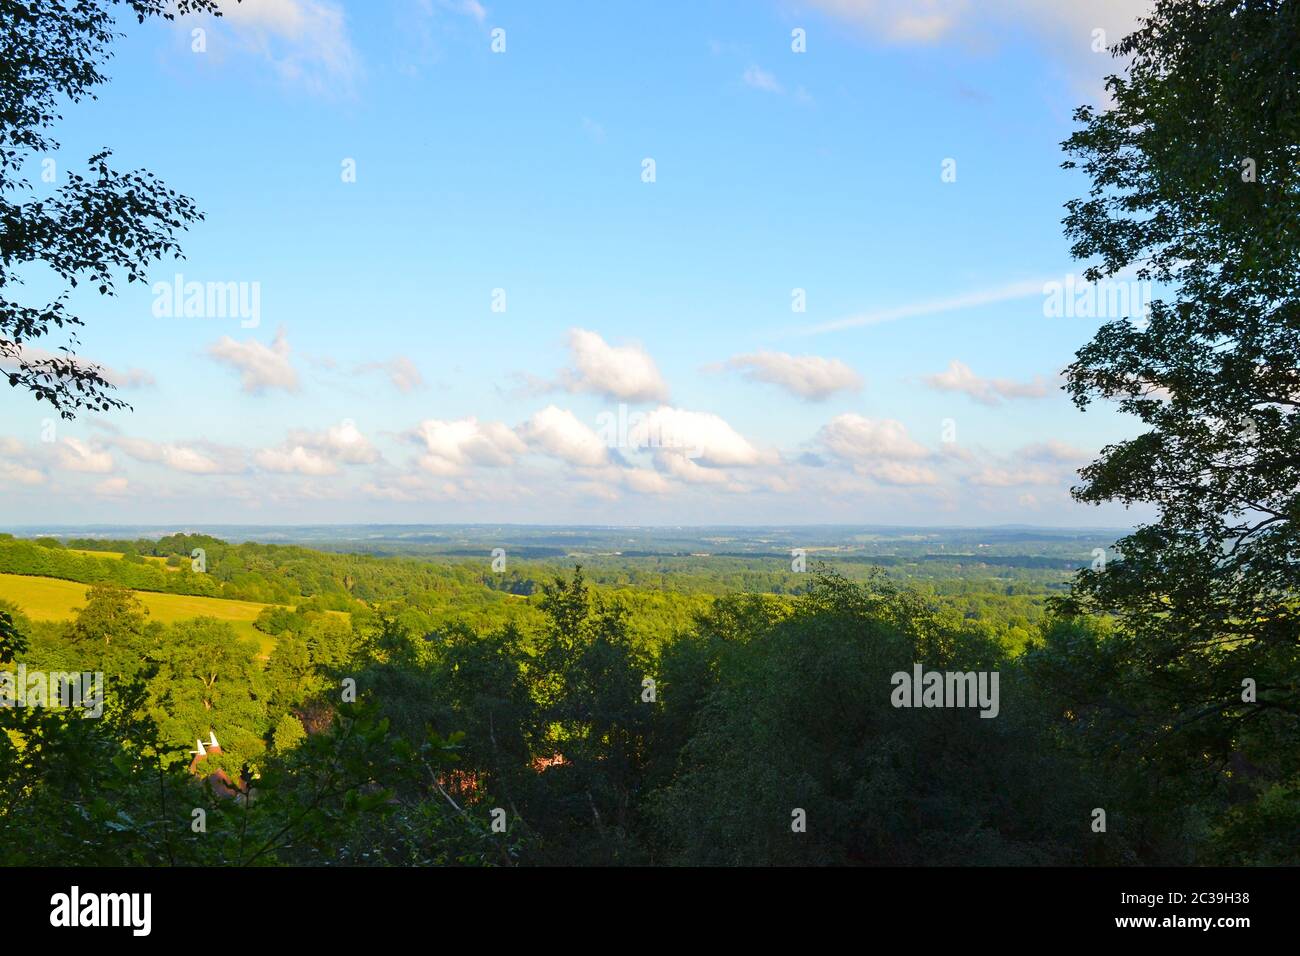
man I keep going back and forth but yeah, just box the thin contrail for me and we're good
[790,277,1054,337]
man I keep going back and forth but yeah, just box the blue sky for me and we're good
[0,0,1159,527]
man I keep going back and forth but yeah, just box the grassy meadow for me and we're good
[0,571,276,653]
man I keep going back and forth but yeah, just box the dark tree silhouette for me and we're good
[0,0,230,418]
[1050,0,1299,830]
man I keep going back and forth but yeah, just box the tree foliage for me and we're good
[0,0,230,417]
[1051,0,1300,855]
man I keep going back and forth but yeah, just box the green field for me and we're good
[0,572,275,653]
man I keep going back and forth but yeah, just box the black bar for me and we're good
[5,866,1288,942]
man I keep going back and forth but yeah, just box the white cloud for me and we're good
[94,477,129,497]
[356,356,423,393]
[261,420,381,474]
[803,0,963,42]
[207,326,299,394]
[890,12,952,41]
[804,0,1152,101]
[621,467,673,495]
[158,446,227,474]
[216,0,359,93]
[1019,440,1090,465]
[958,440,1090,490]
[561,328,669,403]
[114,437,244,475]
[56,437,114,474]
[0,345,153,390]
[615,405,769,491]
[866,461,939,486]
[570,479,623,502]
[311,420,379,463]
[967,466,1061,487]
[656,453,732,485]
[0,459,45,486]
[408,417,526,475]
[923,359,1050,405]
[0,439,45,486]
[1012,0,1153,45]
[101,366,155,389]
[742,65,783,93]
[630,406,764,468]
[255,445,338,476]
[723,350,862,400]
[360,473,429,503]
[567,462,678,498]
[518,405,609,468]
[805,1,1150,48]
[817,413,929,462]
[360,468,539,505]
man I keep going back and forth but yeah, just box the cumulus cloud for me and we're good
[815,414,936,485]
[517,405,609,468]
[560,328,670,403]
[254,445,338,476]
[114,437,245,475]
[923,360,1050,406]
[258,419,382,475]
[0,458,45,486]
[207,326,299,394]
[564,462,678,499]
[621,467,673,495]
[817,413,929,462]
[630,406,764,467]
[605,405,768,491]
[56,437,114,474]
[722,350,862,400]
[407,417,526,475]
[316,420,380,463]
[655,453,732,485]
